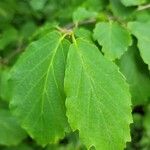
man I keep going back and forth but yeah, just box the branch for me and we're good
[64,18,96,29]
[137,3,150,11]
[1,18,97,65]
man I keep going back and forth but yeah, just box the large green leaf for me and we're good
[10,31,70,146]
[128,21,150,70]
[64,38,132,150]
[117,45,150,105]
[0,109,26,146]
[93,22,132,60]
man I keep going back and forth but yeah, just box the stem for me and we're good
[55,26,72,34]
[64,18,96,29]
[56,18,96,36]
[137,3,150,11]
[71,33,77,46]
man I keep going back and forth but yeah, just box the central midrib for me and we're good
[41,34,66,114]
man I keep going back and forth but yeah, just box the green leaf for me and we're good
[134,10,150,22]
[64,38,132,150]
[93,22,132,60]
[29,0,47,11]
[31,22,58,41]
[74,27,92,41]
[20,21,37,39]
[128,21,150,70]
[110,0,135,19]
[0,69,11,101]
[0,0,16,24]
[73,7,97,24]
[83,0,107,11]
[0,26,18,50]
[0,109,27,146]
[121,0,147,6]
[117,45,150,105]
[10,31,70,146]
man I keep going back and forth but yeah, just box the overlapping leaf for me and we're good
[65,38,132,150]
[83,0,107,11]
[10,31,70,146]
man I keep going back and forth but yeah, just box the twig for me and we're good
[55,26,72,34]
[1,18,97,65]
[64,18,96,29]
[137,3,150,11]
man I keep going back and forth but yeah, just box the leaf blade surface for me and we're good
[93,22,132,60]
[10,31,70,145]
[65,38,132,150]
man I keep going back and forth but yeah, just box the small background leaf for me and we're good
[65,38,132,150]
[93,21,132,60]
[0,109,27,146]
[0,26,18,51]
[29,0,47,11]
[73,7,97,23]
[117,45,150,105]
